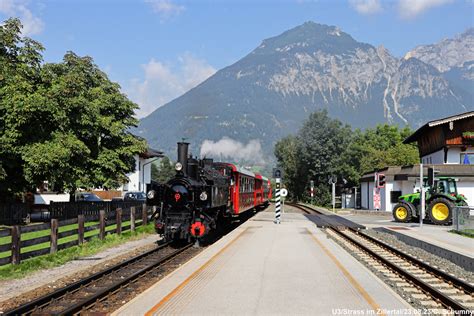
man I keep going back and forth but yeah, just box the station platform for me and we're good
[339,212,474,271]
[113,209,411,315]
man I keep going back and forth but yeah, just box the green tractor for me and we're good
[392,177,468,225]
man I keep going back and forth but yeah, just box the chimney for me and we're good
[177,142,189,174]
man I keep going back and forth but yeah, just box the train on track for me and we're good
[146,142,271,244]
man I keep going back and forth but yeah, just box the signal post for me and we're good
[273,168,282,224]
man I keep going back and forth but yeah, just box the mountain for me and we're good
[404,28,474,72]
[136,22,473,162]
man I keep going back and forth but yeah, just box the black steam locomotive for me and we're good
[146,142,231,243]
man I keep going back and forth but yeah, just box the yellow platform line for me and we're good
[306,228,386,316]
[145,227,249,316]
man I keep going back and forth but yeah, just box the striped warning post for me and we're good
[275,181,281,224]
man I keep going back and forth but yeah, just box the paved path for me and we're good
[114,209,410,315]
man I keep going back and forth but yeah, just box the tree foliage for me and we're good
[274,110,419,206]
[0,18,146,200]
[151,156,175,183]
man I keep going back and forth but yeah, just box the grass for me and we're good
[0,220,142,259]
[449,228,474,239]
[0,223,155,280]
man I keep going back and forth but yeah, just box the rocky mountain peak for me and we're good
[405,27,474,72]
[137,22,473,162]
[253,22,364,56]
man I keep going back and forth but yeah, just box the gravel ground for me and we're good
[363,229,474,283]
[0,234,160,313]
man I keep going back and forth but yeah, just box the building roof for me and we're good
[404,111,474,144]
[361,164,474,182]
[139,147,164,159]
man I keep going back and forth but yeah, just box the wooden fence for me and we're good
[0,204,29,225]
[0,204,153,266]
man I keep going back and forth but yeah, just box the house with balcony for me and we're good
[359,111,474,212]
[404,111,473,165]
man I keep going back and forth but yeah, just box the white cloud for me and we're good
[200,137,265,164]
[127,53,216,118]
[349,0,382,14]
[146,0,184,20]
[398,0,453,18]
[0,0,44,36]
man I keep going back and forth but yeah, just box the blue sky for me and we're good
[1,0,473,117]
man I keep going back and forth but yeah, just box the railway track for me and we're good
[5,242,193,315]
[291,203,474,314]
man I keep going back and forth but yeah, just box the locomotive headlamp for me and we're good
[175,162,183,171]
[147,190,156,199]
[199,191,208,201]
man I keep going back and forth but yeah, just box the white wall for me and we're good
[342,193,355,208]
[361,181,369,209]
[422,149,444,164]
[124,154,140,192]
[121,155,159,193]
[447,147,462,164]
[34,193,70,205]
[457,182,474,207]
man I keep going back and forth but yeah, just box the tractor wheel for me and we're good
[427,198,454,225]
[392,202,413,223]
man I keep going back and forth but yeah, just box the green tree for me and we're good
[344,124,419,179]
[274,111,419,206]
[275,110,352,205]
[274,135,299,199]
[151,156,175,183]
[0,19,146,200]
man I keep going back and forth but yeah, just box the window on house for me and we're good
[460,153,473,164]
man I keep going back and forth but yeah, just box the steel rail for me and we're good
[294,203,472,313]
[333,229,471,312]
[4,241,190,315]
[62,244,192,315]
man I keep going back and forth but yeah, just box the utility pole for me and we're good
[329,175,337,213]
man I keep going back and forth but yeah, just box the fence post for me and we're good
[99,210,106,240]
[116,208,122,235]
[142,204,148,226]
[78,214,85,245]
[130,206,136,232]
[11,226,21,265]
[50,218,58,254]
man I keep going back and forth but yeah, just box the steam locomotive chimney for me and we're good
[177,142,189,174]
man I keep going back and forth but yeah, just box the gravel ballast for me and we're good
[363,229,474,283]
